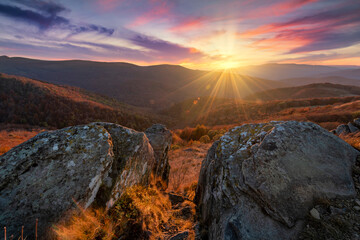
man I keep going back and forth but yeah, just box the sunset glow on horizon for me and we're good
[0,0,359,70]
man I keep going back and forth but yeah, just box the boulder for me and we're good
[335,124,351,135]
[0,122,170,239]
[145,124,172,188]
[347,122,359,133]
[354,118,360,128]
[195,121,359,240]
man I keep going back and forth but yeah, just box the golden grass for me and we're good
[54,207,116,240]
[54,186,194,240]
[168,143,210,193]
[340,132,360,150]
[0,129,41,155]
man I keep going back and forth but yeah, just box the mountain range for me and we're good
[246,83,360,101]
[0,56,285,109]
[1,56,359,111]
[236,63,360,80]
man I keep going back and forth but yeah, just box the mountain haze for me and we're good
[281,76,360,87]
[0,56,286,108]
[246,83,360,101]
[236,63,359,80]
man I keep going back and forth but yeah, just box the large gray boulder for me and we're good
[145,124,172,189]
[195,121,359,240]
[0,122,170,239]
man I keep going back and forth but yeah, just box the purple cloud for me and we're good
[128,34,203,60]
[13,0,68,16]
[0,2,114,35]
[0,3,69,29]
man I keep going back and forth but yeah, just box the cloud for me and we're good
[169,17,206,32]
[129,1,170,27]
[67,24,114,36]
[96,0,125,12]
[0,2,114,36]
[288,30,360,53]
[128,34,203,60]
[243,0,319,19]
[13,0,68,16]
[242,1,360,53]
[0,3,69,29]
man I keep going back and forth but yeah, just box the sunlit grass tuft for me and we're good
[54,206,117,240]
[54,186,194,240]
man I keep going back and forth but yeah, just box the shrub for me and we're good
[190,124,209,141]
[179,127,192,141]
[207,130,218,139]
[212,133,223,141]
[172,132,184,146]
[199,135,210,143]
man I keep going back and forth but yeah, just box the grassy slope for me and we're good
[0,73,171,130]
[163,95,360,128]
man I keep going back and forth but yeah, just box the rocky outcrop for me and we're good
[0,122,171,239]
[145,124,172,189]
[195,121,359,240]
[334,118,360,135]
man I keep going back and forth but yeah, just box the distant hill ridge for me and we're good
[0,56,286,108]
[0,73,168,130]
[236,63,360,80]
[281,76,360,87]
[246,83,360,101]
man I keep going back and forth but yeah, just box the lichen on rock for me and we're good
[195,121,359,240]
[0,122,171,239]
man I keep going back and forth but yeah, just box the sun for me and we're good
[217,61,240,70]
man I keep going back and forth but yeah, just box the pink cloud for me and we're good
[96,0,125,11]
[129,1,171,27]
[169,17,206,33]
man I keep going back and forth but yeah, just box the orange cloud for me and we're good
[170,18,205,32]
[189,47,200,53]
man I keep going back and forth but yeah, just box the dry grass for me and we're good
[168,143,211,193]
[54,186,194,240]
[340,132,360,150]
[0,128,41,155]
[54,207,116,240]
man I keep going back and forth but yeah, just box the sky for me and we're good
[0,0,359,70]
